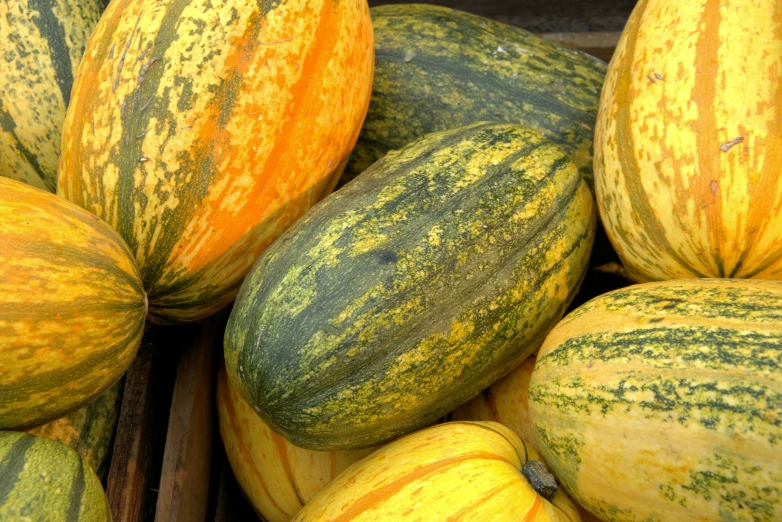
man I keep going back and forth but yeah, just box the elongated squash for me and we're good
[58,0,375,324]
[294,421,581,521]
[341,4,606,189]
[217,367,374,522]
[0,177,145,430]
[0,0,103,191]
[225,122,596,450]
[529,279,782,522]
[0,432,110,521]
[27,377,124,481]
[594,0,782,281]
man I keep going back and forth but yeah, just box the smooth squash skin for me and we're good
[0,177,145,430]
[529,279,782,522]
[225,122,596,450]
[0,432,111,521]
[58,0,375,324]
[217,367,374,522]
[594,0,782,282]
[293,421,582,522]
[341,4,606,189]
[0,0,104,191]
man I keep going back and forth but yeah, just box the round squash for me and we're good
[225,122,596,450]
[293,421,582,521]
[594,0,782,282]
[529,279,782,522]
[58,0,375,324]
[217,366,374,522]
[0,0,103,191]
[0,432,110,521]
[0,177,145,430]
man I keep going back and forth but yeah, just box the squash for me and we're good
[58,0,375,324]
[0,0,103,191]
[341,4,606,189]
[0,177,145,429]
[529,279,782,522]
[594,0,782,281]
[225,122,596,450]
[293,421,582,521]
[0,432,110,521]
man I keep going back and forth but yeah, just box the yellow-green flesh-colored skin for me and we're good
[0,0,103,191]
[225,122,596,450]
[594,0,782,281]
[294,421,582,522]
[0,432,110,521]
[529,279,782,522]
[27,377,124,481]
[0,177,145,430]
[58,0,375,325]
[341,4,606,189]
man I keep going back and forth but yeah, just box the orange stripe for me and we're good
[444,478,521,521]
[522,496,543,522]
[271,431,306,507]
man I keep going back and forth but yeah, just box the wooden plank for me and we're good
[154,316,224,522]
[106,327,177,522]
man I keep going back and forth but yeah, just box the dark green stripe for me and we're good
[66,458,87,522]
[0,103,51,190]
[28,0,75,107]
[0,434,36,505]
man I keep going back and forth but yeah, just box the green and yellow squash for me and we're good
[27,378,124,481]
[217,367,374,522]
[58,0,375,324]
[594,0,782,282]
[294,421,582,521]
[0,432,110,521]
[0,177,145,430]
[529,279,782,522]
[0,0,104,192]
[341,4,606,188]
[225,122,596,450]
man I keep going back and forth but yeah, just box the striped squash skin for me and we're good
[594,0,782,282]
[0,0,103,192]
[57,0,375,324]
[0,432,110,521]
[0,178,145,430]
[27,377,124,481]
[293,421,582,522]
[528,279,782,522]
[217,367,374,522]
[340,4,606,189]
[225,122,596,450]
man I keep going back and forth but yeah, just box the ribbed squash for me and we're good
[594,0,782,282]
[225,122,596,450]
[294,421,581,521]
[0,177,145,430]
[58,0,375,324]
[0,0,103,192]
[341,4,606,189]
[217,367,374,522]
[0,432,110,521]
[529,279,782,522]
[27,377,124,481]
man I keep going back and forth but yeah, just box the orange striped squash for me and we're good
[594,0,782,282]
[58,0,375,324]
[217,367,374,522]
[293,421,581,522]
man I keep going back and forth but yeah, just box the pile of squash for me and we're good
[1,0,780,521]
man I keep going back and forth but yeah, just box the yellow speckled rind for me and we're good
[225,122,596,450]
[0,177,145,430]
[58,0,374,324]
[594,0,782,281]
[293,421,581,522]
[529,278,782,522]
[0,432,110,521]
[217,367,374,522]
[0,0,103,191]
